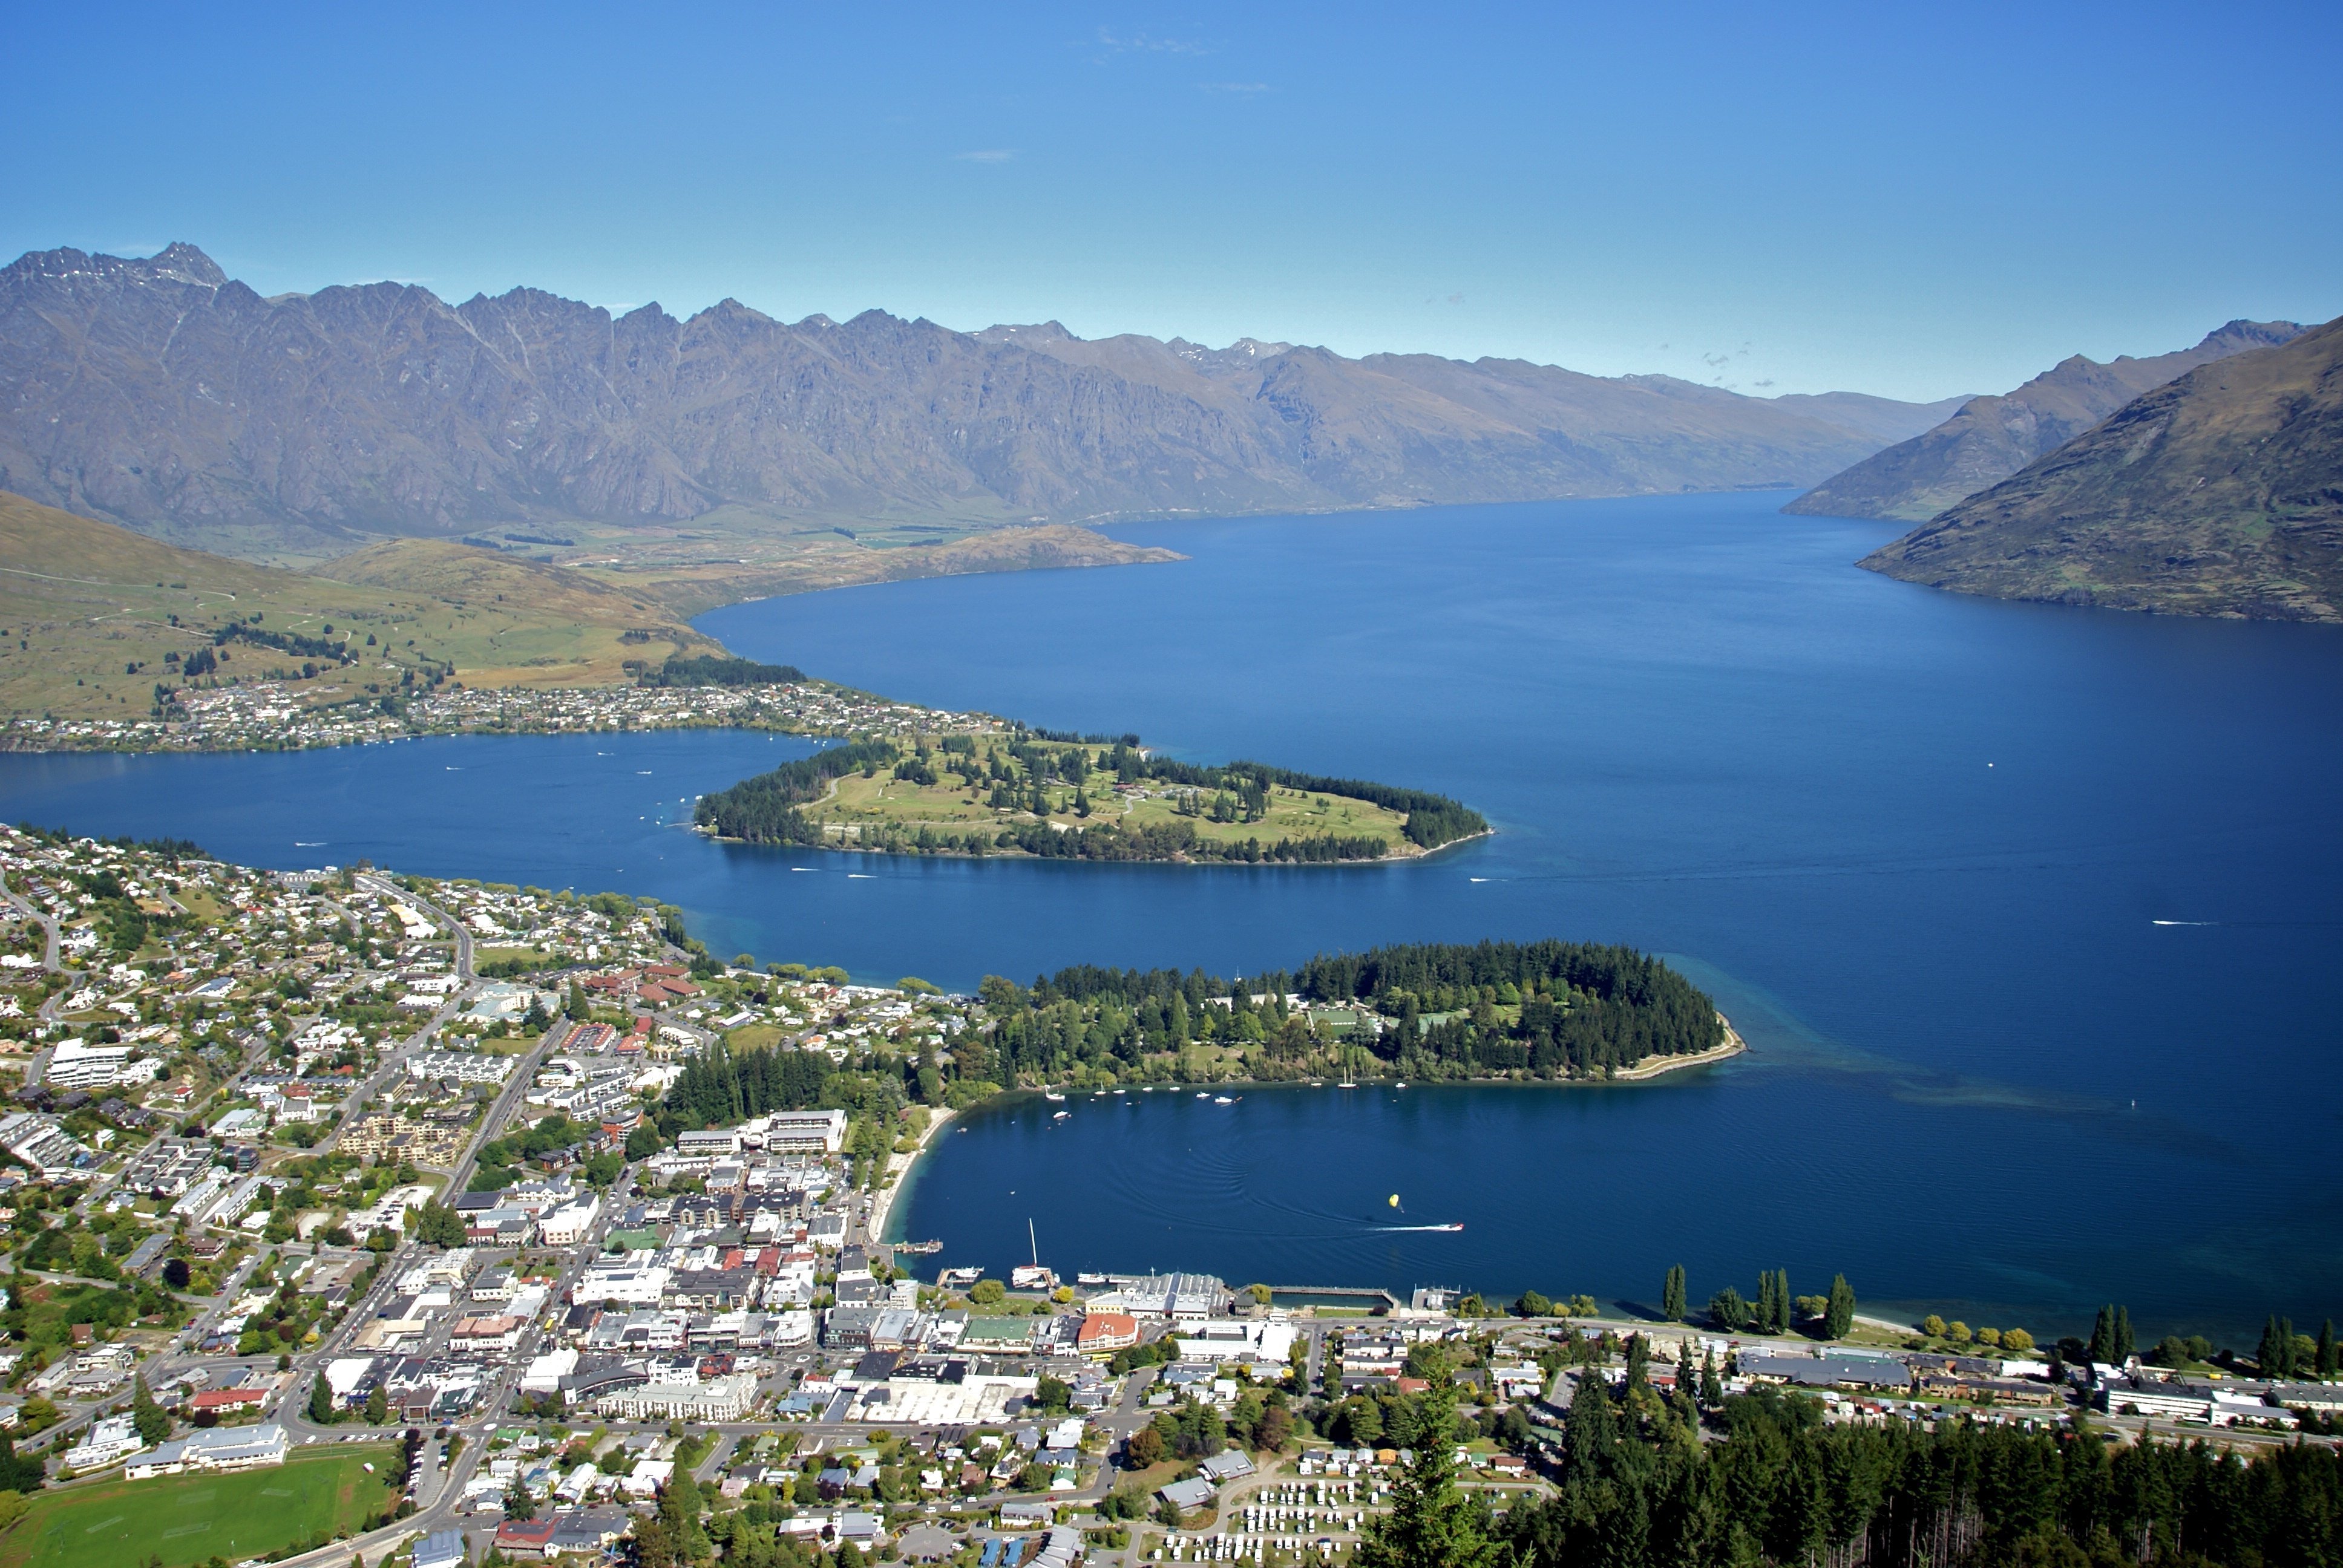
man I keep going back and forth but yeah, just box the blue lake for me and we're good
[6,492,2339,1341]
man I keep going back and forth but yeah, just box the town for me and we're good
[0,826,2333,1568]
[0,673,998,756]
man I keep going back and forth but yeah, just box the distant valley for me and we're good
[1,244,1944,568]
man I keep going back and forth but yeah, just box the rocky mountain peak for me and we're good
[0,241,1930,554]
[145,241,227,287]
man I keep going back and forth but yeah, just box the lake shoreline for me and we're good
[1611,1018,1748,1080]
[692,821,1495,866]
[869,1102,958,1246]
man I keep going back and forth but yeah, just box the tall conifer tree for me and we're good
[1354,1385,1506,1568]
[1824,1273,1857,1340]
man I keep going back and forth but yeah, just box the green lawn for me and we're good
[812,752,1417,853]
[0,1442,399,1568]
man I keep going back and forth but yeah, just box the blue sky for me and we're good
[6,1,2336,400]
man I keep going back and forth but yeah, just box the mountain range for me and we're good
[0,243,1947,562]
[1860,318,2343,622]
[1784,320,2306,524]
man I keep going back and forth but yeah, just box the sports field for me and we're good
[0,1442,399,1568]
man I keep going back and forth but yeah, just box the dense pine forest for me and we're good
[988,939,1725,1083]
[639,652,807,687]
[1365,1377,2343,1568]
[657,941,1724,1144]
[691,737,901,841]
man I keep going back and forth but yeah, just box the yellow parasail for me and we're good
[1388,1194,1400,1208]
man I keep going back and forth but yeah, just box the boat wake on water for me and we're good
[1374,1223,1466,1233]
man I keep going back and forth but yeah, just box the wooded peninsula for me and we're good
[693,731,1490,864]
[666,939,1732,1126]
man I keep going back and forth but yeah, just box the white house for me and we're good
[125,1422,289,1479]
[64,1412,146,1471]
[536,1194,601,1247]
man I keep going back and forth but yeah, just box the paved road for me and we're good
[359,874,476,983]
[0,871,65,973]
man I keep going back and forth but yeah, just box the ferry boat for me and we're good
[1077,1272,1111,1287]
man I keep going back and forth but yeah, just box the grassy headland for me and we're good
[694,734,1489,863]
[0,488,1491,863]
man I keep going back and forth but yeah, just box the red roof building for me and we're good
[1077,1312,1141,1353]
[496,1518,559,1557]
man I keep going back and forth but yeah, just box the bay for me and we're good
[7,491,2339,1339]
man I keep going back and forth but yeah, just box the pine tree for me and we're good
[1562,1372,1619,1482]
[131,1377,171,1445]
[308,1371,335,1424]
[1700,1348,1723,1406]
[1353,1384,1506,1568]
[1754,1269,1789,1334]
[2089,1305,2116,1365]
[2259,1315,2296,1379]
[1824,1273,1857,1341]
[2114,1305,2134,1364]
[1662,1264,1686,1322]
[2319,1319,2337,1379]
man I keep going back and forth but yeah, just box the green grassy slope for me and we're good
[0,489,708,719]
